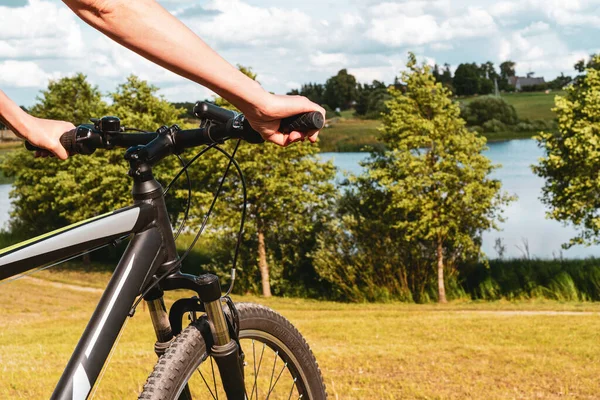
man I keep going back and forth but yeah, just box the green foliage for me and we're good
[184,67,338,296]
[354,80,389,119]
[314,53,514,302]
[288,83,325,107]
[461,258,600,301]
[30,73,107,124]
[461,96,518,126]
[454,63,494,96]
[323,69,357,110]
[533,55,600,248]
[432,63,453,91]
[1,75,187,237]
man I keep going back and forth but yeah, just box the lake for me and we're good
[321,139,600,260]
[0,139,598,259]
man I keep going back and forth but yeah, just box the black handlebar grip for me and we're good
[279,112,324,134]
[193,101,236,123]
[25,129,78,154]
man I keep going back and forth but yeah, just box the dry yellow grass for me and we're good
[0,270,599,399]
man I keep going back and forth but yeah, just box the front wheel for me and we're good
[139,303,327,400]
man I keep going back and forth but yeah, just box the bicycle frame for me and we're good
[0,198,174,399]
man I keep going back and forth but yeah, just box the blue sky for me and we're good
[1,0,599,107]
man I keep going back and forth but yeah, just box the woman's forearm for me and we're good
[63,0,270,116]
[0,90,31,137]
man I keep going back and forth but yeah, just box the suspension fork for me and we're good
[147,272,246,400]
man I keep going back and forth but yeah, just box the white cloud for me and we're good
[0,61,60,87]
[0,0,84,58]
[520,21,550,35]
[367,7,497,48]
[489,1,523,16]
[310,52,349,68]
[158,83,214,103]
[184,0,316,48]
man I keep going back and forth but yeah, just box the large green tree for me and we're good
[317,54,513,303]
[382,55,512,302]
[533,55,600,247]
[2,74,186,235]
[323,69,357,110]
[186,66,337,297]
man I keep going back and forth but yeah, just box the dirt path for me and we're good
[21,275,104,294]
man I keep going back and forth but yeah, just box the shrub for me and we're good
[461,96,518,126]
[482,118,507,133]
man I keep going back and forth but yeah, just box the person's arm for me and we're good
[63,0,324,146]
[0,90,72,159]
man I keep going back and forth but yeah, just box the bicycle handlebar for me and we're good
[24,101,324,156]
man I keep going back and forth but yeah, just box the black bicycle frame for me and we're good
[0,162,181,399]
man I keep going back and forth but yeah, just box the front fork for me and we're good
[144,273,246,400]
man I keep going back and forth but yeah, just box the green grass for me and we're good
[320,92,562,152]
[495,91,562,121]
[319,119,381,152]
[1,269,599,399]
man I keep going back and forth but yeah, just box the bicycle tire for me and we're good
[139,302,327,400]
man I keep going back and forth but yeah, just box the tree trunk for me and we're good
[436,239,447,303]
[257,230,272,297]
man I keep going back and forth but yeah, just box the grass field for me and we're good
[1,269,599,399]
[320,92,563,152]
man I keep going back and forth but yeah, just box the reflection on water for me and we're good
[321,140,600,259]
[0,184,10,230]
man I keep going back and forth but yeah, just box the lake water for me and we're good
[0,184,10,230]
[321,139,600,260]
[1,140,598,259]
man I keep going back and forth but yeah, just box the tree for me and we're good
[29,73,106,125]
[189,66,337,297]
[288,83,325,106]
[2,75,187,237]
[500,61,516,79]
[453,63,482,96]
[323,69,357,110]
[345,54,512,303]
[354,80,389,119]
[533,55,600,247]
[499,61,516,91]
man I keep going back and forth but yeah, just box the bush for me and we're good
[482,118,507,133]
[468,125,484,134]
[515,122,536,132]
[321,104,339,119]
[461,258,600,301]
[461,96,518,126]
[521,83,550,92]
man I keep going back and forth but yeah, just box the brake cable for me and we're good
[129,140,247,313]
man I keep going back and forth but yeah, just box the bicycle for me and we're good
[0,102,327,400]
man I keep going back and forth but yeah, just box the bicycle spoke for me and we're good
[250,340,257,400]
[210,356,219,400]
[266,351,279,399]
[196,368,217,400]
[287,377,297,400]
[250,342,266,400]
[266,360,288,400]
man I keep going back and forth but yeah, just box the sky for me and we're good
[1,0,599,107]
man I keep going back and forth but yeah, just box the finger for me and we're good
[288,130,303,143]
[51,143,68,160]
[305,129,320,143]
[265,133,289,147]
